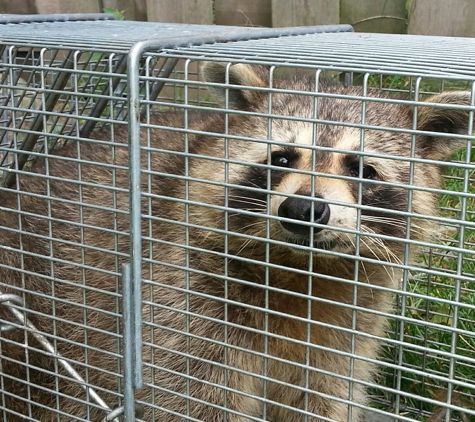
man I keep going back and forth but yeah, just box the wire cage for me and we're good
[0,15,474,422]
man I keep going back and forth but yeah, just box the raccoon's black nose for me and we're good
[278,196,330,235]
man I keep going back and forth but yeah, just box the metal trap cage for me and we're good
[0,15,474,422]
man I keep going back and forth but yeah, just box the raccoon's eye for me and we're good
[271,152,292,168]
[348,163,379,180]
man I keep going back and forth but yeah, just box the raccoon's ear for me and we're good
[200,62,268,110]
[416,91,472,160]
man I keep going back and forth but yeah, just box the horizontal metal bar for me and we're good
[0,13,117,25]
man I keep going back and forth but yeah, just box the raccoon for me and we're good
[0,62,470,422]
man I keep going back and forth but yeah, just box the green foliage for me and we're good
[359,72,475,419]
[375,89,474,417]
[103,7,126,20]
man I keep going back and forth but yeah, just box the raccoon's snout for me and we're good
[278,196,330,236]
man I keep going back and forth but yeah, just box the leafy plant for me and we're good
[103,7,126,20]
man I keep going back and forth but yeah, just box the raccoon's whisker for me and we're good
[354,235,398,284]
[236,180,266,191]
[227,200,268,210]
[359,229,402,266]
[227,194,267,205]
[234,221,267,234]
[356,236,383,260]
[226,196,268,214]
[360,216,402,225]
[360,216,408,232]
[338,223,383,256]
[213,217,267,239]
[337,232,375,297]
[360,215,429,237]
[359,236,398,280]
[227,210,267,218]
[216,210,265,226]
[233,237,257,258]
[341,230,356,249]
[365,235,401,265]
[358,260,375,301]
[352,223,399,262]
[406,222,433,236]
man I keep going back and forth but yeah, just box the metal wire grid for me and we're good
[135,59,475,421]
[0,46,190,181]
[0,19,356,421]
[0,48,124,168]
[0,19,353,53]
[0,27,473,422]
[0,19,352,186]
[166,32,475,79]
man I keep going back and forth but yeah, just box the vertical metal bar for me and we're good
[305,68,322,421]
[347,72,369,422]
[394,76,423,418]
[183,59,191,419]
[121,263,136,421]
[445,84,474,422]
[263,65,275,421]
[127,42,145,391]
[139,58,179,120]
[122,40,201,420]
[221,61,233,421]
[122,39,152,421]
[343,71,353,86]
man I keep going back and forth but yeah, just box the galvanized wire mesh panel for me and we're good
[0,23,474,422]
[148,35,475,421]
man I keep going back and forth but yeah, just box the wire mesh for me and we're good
[0,22,474,422]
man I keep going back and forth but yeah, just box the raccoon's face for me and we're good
[200,63,470,262]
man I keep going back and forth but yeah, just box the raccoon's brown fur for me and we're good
[0,63,470,421]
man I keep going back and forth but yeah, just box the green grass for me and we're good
[354,73,474,96]
[366,78,475,419]
[352,72,475,418]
